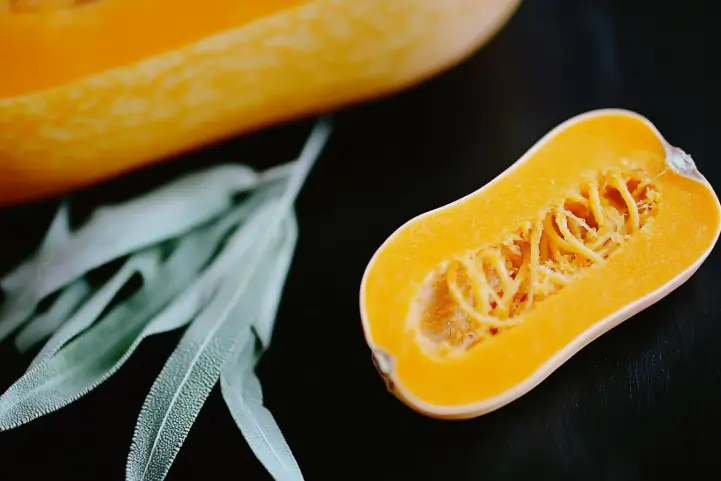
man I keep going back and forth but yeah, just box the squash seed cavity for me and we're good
[411,166,661,358]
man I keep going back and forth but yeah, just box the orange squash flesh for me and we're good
[0,0,521,205]
[0,0,310,98]
[359,109,721,420]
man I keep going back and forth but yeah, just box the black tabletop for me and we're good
[1,0,720,480]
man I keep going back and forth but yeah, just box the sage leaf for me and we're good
[0,201,70,296]
[15,278,92,353]
[39,201,72,252]
[0,292,42,344]
[0,207,249,432]
[221,215,303,481]
[27,247,163,370]
[251,211,298,350]
[125,120,330,481]
[0,202,73,342]
[0,164,263,337]
[126,213,294,481]
[222,341,304,481]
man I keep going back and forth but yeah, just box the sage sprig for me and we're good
[0,119,331,481]
[220,215,303,481]
[125,115,330,481]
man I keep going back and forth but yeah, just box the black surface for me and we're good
[1,0,721,480]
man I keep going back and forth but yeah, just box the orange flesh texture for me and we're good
[416,166,662,353]
[0,0,521,205]
[361,112,721,408]
[0,0,309,98]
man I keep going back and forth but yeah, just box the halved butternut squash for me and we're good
[359,109,721,420]
[0,0,521,205]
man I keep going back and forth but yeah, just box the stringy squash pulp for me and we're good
[360,109,721,419]
[0,0,521,205]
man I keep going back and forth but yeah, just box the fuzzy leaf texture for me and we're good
[126,120,331,481]
[221,214,303,481]
[14,278,92,353]
[0,208,247,430]
[0,163,286,343]
[126,212,295,481]
[27,247,163,369]
[0,183,286,431]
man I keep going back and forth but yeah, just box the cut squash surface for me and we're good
[360,109,721,419]
[0,0,521,205]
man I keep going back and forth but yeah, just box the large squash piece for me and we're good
[0,0,521,205]
[360,109,721,420]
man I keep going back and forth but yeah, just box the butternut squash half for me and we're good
[0,0,521,205]
[360,109,721,420]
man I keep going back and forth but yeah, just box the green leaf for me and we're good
[27,247,163,370]
[126,213,290,481]
[222,342,304,481]
[40,201,72,251]
[125,120,330,481]
[251,207,299,350]
[0,164,264,342]
[0,202,73,343]
[221,214,303,481]
[15,278,92,353]
[0,205,251,432]
[1,201,71,296]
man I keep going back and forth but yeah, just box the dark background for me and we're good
[1,0,720,480]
